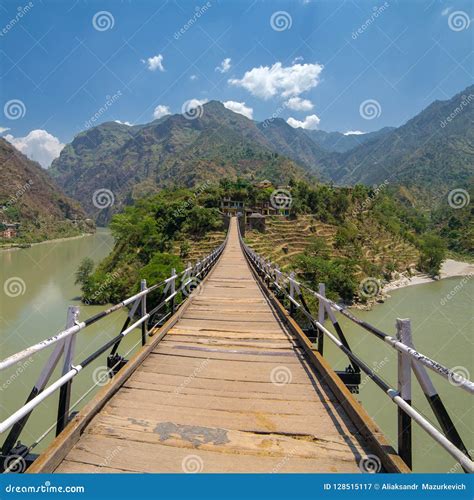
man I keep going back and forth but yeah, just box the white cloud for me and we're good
[144,54,164,72]
[284,97,314,111]
[292,56,304,64]
[344,130,366,135]
[190,74,198,81]
[114,120,132,126]
[223,101,253,119]
[287,114,320,130]
[153,105,171,119]
[5,129,65,168]
[216,57,232,73]
[229,62,323,100]
[0,126,10,134]
[441,7,451,16]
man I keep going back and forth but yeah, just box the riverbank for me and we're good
[0,231,95,252]
[383,259,474,292]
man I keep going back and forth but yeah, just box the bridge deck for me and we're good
[52,218,376,473]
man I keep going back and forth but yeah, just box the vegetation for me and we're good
[418,234,447,277]
[77,186,225,304]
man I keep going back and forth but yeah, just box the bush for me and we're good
[418,234,446,277]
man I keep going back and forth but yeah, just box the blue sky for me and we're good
[0,0,473,166]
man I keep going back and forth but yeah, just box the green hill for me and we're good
[0,138,93,244]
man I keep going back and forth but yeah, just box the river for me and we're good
[324,277,473,473]
[0,232,472,472]
[0,229,137,456]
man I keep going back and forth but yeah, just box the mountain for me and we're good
[50,101,312,224]
[256,118,327,172]
[320,85,474,204]
[305,127,395,153]
[0,138,92,242]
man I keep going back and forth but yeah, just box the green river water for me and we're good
[0,230,472,472]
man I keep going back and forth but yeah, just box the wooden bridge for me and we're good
[1,217,472,474]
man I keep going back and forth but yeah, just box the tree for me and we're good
[75,257,94,286]
[418,234,446,277]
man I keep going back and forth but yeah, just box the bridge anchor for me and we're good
[107,354,128,376]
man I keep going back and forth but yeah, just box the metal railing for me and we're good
[238,226,473,473]
[0,237,227,472]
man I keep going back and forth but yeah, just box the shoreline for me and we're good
[0,232,95,252]
[383,259,474,293]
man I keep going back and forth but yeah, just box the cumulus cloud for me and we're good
[5,129,65,168]
[0,126,10,134]
[190,74,198,80]
[144,54,164,72]
[284,97,314,111]
[153,105,171,119]
[344,130,366,135]
[229,62,323,100]
[223,101,253,119]
[287,114,320,130]
[114,120,132,126]
[216,58,231,74]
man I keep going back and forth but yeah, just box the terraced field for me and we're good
[173,231,226,264]
[244,215,419,278]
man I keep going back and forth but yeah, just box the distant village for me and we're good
[220,180,292,233]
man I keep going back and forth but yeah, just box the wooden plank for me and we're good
[63,434,359,473]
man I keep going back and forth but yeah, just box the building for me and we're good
[220,198,245,215]
[0,222,20,239]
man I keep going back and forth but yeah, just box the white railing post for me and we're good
[170,268,176,314]
[289,272,296,317]
[56,305,79,436]
[141,279,147,346]
[396,318,412,469]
